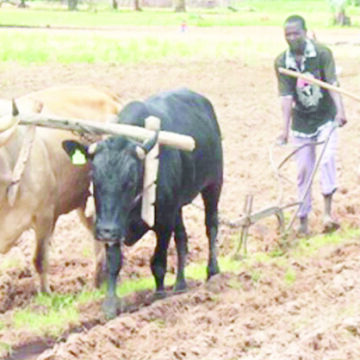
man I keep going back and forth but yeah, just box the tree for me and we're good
[68,0,78,10]
[329,0,351,25]
[134,0,142,11]
[174,0,186,12]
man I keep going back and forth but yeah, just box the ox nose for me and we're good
[96,224,121,242]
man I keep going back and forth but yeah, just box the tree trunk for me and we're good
[112,0,118,9]
[68,0,78,10]
[174,0,186,12]
[134,0,142,11]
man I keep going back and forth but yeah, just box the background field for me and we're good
[1,2,360,359]
[2,0,360,28]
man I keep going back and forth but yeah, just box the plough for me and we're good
[228,133,330,259]
[226,195,300,257]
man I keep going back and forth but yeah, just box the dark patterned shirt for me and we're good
[274,39,337,137]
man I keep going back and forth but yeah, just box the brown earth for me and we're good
[0,25,360,359]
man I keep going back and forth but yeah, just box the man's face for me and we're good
[284,21,306,53]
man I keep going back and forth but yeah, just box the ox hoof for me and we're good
[173,280,187,294]
[153,290,167,301]
[102,296,121,320]
[207,264,220,280]
[40,284,51,294]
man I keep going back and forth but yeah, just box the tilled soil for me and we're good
[0,25,360,359]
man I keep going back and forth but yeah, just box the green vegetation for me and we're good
[1,0,360,28]
[294,225,360,257]
[0,31,249,64]
[0,343,12,356]
[0,0,359,65]
[284,267,296,285]
[118,275,165,296]
[0,256,25,271]
[13,293,80,336]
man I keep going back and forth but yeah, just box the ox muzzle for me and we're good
[95,222,124,245]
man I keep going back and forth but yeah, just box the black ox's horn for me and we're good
[12,99,19,117]
[135,130,159,160]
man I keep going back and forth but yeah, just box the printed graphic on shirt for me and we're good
[296,72,323,108]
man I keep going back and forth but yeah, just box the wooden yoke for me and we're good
[141,116,160,227]
[18,114,196,151]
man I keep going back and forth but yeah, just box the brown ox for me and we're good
[0,85,121,292]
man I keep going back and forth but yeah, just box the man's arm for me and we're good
[274,54,295,144]
[278,95,293,144]
[320,46,347,127]
[328,86,347,127]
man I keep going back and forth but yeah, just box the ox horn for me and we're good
[88,142,98,155]
[12,98,19,117]
[135,146,146,160]
[135,131,159,160]
[0,99,20,132]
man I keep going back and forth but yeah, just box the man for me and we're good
[274,14,347,235]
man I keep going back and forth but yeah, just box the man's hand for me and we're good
[276,133,288,146]
[335,113,347,127]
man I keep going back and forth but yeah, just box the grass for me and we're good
[0,29,279,65]
[13,293,80,336]
[284,267,297,285]
[0,256,24,272]
[294,225,360,257]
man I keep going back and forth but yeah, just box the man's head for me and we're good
[284,15,307,54]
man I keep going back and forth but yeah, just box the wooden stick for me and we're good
[18,114,196,152]
[233,194,253,259]
[278,67,360,102]
[141,116,160,227]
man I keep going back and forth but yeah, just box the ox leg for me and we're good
[202,185,221,279]
[34,222,54,293]
[76,208,107,288]
[102,242,122,319]
[151,226,172,297]
[173,209,188,293]
[93,241,107,288]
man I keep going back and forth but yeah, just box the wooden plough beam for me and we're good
[229,197,300,258]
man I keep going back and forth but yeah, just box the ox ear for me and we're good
[62,140,89,166]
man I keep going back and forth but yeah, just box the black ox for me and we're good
[63,88,223,318]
